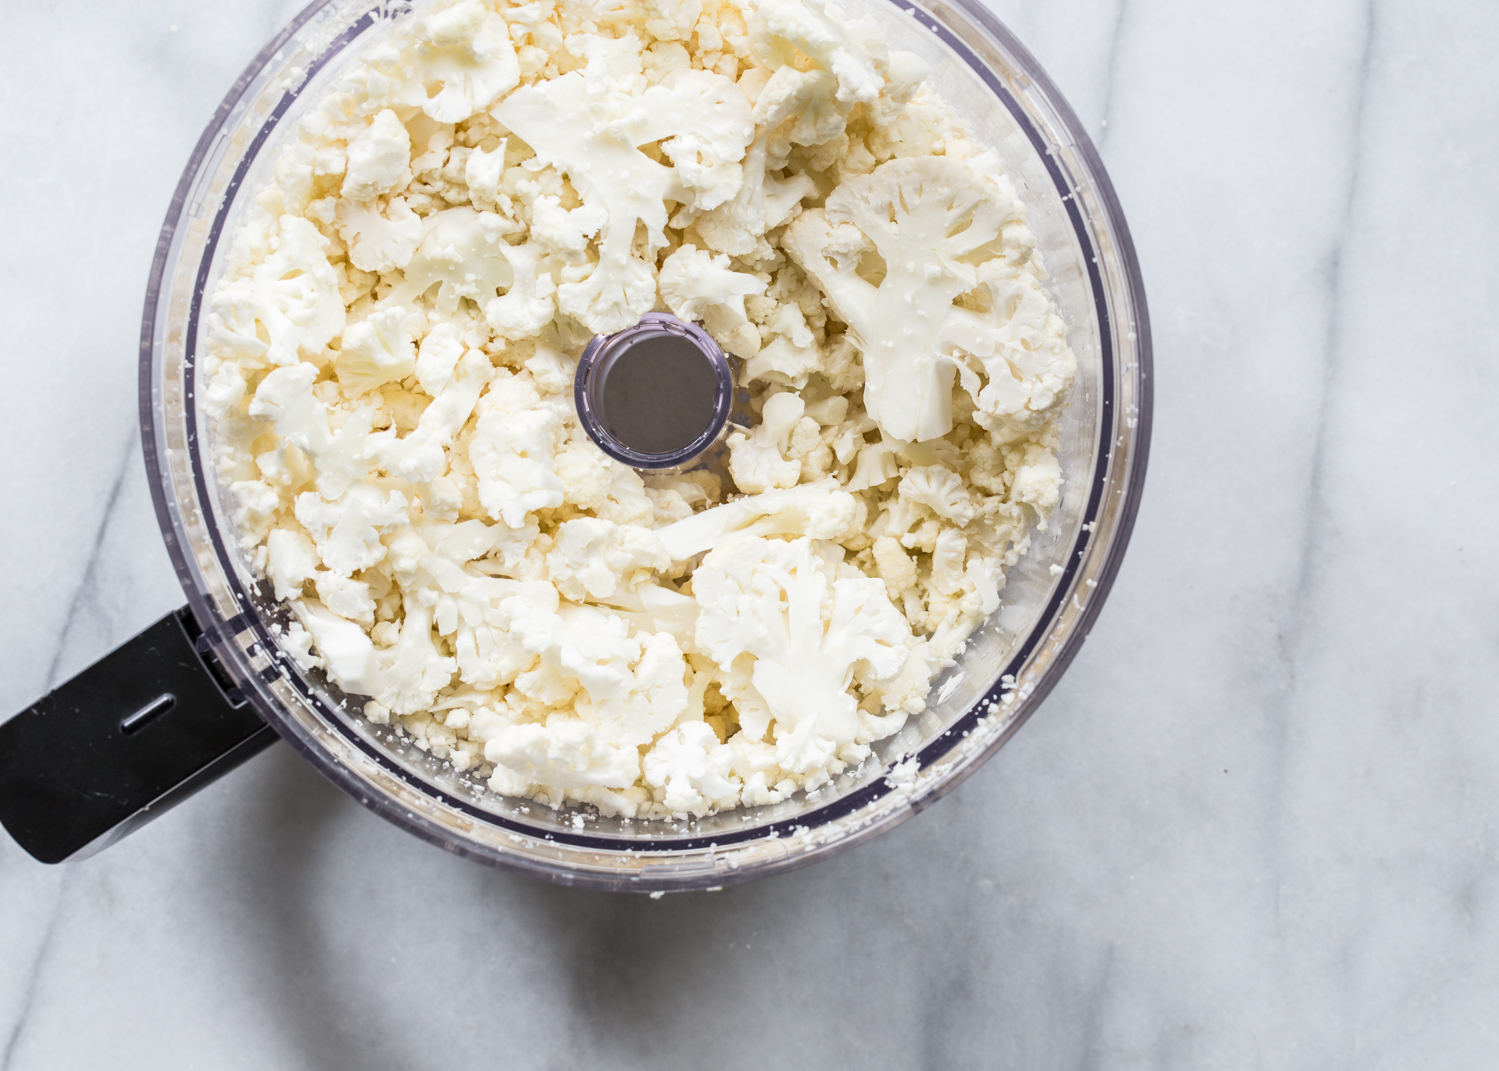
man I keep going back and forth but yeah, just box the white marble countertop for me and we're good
[3,0,1497,1066]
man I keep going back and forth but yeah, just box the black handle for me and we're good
[0,606,277,863]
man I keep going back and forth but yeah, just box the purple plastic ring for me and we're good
[573,312,735,470]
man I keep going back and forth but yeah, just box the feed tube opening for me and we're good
[574,313,733,470]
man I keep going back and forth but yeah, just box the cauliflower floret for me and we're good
[226,478,281,544]
[898,464,975,525]
[369,347,494,486]
[315,571,377,626]
[335,195,424,274]
[754,66,844,146]
[847,436,901,492]
[654,477,861,560]
[597,463,657,526]
[917,529,1004,656]
[642,0,703,41]
[464,138,507,210]
[408,0,521,123]
[383,207,557,333]
[483,240,559,340]
[468,372,566,526]
[546,517,669,600]
[640,470,715,527]
[380,521,547,692]
[786,155,1075,443]
[293,481,409,576]
[494,59,754,333]
[341,109,412,201]
[728,391,804,492]
[693,535,915,772]
[249,364,380,498]
[743,302,820,386]
[270,527,379,624]
[871,535,917,599]
[695,130,817,256]
[643,721,741,816]
[486,717,644,793]
[209,216,345,369]
[1007,441,1063,522]
[657,244,766,355]
[335,306,417,394]
[484,604,692,803]
[413,322,464,396]
[656,77,758,208]
[552,434,618,511]
[265,528,321,601]
[965,268,1078,436]
[749,0,886,108]
[528,195,608,260]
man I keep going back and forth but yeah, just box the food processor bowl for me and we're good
[4,0,1151,888]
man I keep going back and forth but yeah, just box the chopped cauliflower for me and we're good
[728,391,804,492]
[786,155,1076,443]
[658,244,765,356]
[694,536,924,773]
[206,0,1076,821]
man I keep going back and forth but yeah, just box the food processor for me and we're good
[0,0,1151,889]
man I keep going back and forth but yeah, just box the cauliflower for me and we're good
[341,109,412,201]
[654,477,861,560]
[383,520,548,694]
[847,436,901,492]
[693,536,915,772]
[369,346,494,486]
[335,306,416,394]
[249,363,380,498]
[695,131,817,256]
[546,517,669,600]
[384,207,556,332]
[754,66,845,145]
[657,244,765,355]
[468,372,566,526]
[483,604,692,801]
[749,0,886,108]
[744,302,820,386]
[209,216,345,369]
[728,391,804,492]
[207,0,1078,821]
[265,527,321,602]
[871,535,916,598]
[485,717,643,794]
[465,136,506,200]
[294,481,409,576]
[482,239,559,340]
[528,195,608,260]
[295,517,550,714]
[1008,442,1063,520]
[964,274,1077,436]
[898,464,975,525]
[407,0,521,123]
[413,322,464,396]
[494,59,753,333]
[335,195,423,274]
[643,721,741,816]
[786,155,1074,443]
[918,529,1005,658]
[596,581,699,647]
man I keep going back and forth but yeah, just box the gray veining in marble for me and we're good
[2,0,1497,1067]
